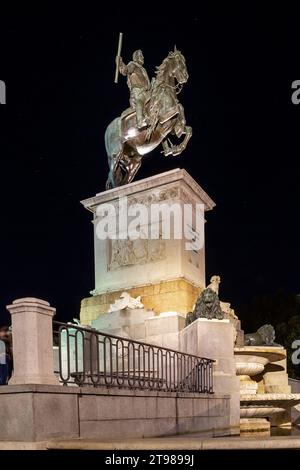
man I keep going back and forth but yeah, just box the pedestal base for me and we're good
[240,418,270,434]
[239,375,258,395]
[80,278,201,325]
[9,374,59,386]
[179,318,240,434]
[80,169,215,326]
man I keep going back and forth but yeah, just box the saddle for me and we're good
[121,102,179,137]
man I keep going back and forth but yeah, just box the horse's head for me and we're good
[167,48,189,85]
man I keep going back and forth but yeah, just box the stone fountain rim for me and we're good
[234,346,286,363]
[241,393,300,405]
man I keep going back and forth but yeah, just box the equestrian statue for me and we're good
[105,33,192,189]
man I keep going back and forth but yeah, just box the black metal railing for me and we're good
[53,321,214,393]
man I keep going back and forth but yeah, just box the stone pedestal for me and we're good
[238,375,259,395]
[80,169,215,324]
[0,384,231,441]
[264,354,291,394]
[81,279,201,325]
[264,353,292,427]
[240,418,270,434]
[91,307,156,341]
[234,349,273,396]
[6,298,58,385]
[91,308,186,351]
[235,347,298,431]
[145,312,186,350]
[289,378,300,426]
[179,318,240,434]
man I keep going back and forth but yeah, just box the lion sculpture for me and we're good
[244,324,276,346]
[185,286,224,327]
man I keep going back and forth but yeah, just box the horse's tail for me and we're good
[104,117,122,164]
[104,117,123,189]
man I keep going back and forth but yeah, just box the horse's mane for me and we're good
[153,50,180,87]
[154,56,170,85]
[149,50,181,109]
[146,50,183,140]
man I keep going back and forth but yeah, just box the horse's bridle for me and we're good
[165,82,183,95]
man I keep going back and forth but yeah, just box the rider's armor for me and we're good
[119,56,150,129]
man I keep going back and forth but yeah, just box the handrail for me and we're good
[53,321,214,393]
[53,320,214,362]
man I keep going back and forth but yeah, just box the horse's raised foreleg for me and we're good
[172,125,193,156]
[162,138,173,156]
[161,103,192,157]
[161,125,192,157]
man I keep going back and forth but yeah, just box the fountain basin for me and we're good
[235,347,286,377]
[241,393,300,418]
[235,357,266,377]
[240,393,300,433]
[235,346,286,395]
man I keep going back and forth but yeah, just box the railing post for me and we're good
[6,298,59,385]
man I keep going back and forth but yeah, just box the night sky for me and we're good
[0,5,299,330]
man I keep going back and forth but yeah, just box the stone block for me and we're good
[179,319,240,433]
[0,392,34,441]
[192,397,209,416]
[79,394,176,421]
[0,385,232,441]
[176,398,194,418]
[180,319,236,374]
[145,313,185,337]
[90,308,156,342]
[264,356,291,396]
[289,378,300,426]
[33,393,79,440]
[0,387,79,441]
[6,298,58,385]
[207,398,226,417]
[176,416,211,435]
[128,322,146,340]
[81,278,201,325]
[80,170,215,308]
[80,417,178,440]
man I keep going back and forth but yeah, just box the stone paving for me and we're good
[1,429,300,450]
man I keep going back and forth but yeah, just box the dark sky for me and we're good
[0,5,299,330]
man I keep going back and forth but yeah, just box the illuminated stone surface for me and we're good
[80,169,215,324]
[6,298,58,385]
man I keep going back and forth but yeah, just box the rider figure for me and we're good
[118,50,150,130]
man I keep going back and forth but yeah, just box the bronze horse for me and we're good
[105,49,192,189]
